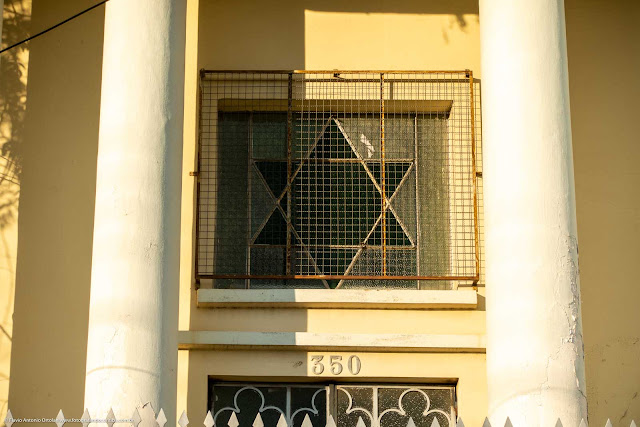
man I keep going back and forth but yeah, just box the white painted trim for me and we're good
[178,331,486,353]
[196,289,477,309]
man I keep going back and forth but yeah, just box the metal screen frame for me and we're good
[195,70,480,288]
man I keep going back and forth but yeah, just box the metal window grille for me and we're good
[208,382,456,427]
[196,71,480,290]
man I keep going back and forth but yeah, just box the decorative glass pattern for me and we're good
[208,383,456,427]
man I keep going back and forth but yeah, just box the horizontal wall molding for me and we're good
[196,289,478,310]
[178,331,486,353]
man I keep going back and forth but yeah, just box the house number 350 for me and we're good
[310,355,362,375]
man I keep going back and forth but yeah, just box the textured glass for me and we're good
[337,387,374,427]
[209,383,455,427]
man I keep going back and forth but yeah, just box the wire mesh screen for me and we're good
[197,71,480,290]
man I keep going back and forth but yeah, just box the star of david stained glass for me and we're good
[196,72,480,289]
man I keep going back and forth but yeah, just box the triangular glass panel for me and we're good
[367,210,412,247]
[366,162,411,197]
[306,247,357,277]
[255,161,288,199]
[293,114,328,158]
[385,162,412,196]
[390,168,417,243]
[251,168,275,237]
[310,119,357,159]
[255,210,287,245]
[339,117,381,160]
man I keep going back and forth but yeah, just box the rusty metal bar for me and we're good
[246,114,253,288]
[193,70,204,290]
[205,77,471,85]
[469,70,480,282]
[286,73,293,275]
[380,73,387,276]
[203,274,479,281]
[201,69,473,74]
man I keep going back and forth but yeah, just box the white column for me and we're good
[84,0,186,422]
[479,1,587,426]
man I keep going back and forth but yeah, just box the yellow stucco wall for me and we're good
[185,1,487,425]
[0,0,30,418]
[0,0,636,425]
[566,0,640,425]
[1,0,104,422]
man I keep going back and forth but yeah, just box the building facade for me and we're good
[0,0,639,426]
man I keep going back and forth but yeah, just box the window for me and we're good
[209,382,456,427]
[196,72,479,290]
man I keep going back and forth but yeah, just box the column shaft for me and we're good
[84,0,186,421]
[479,0,587,425]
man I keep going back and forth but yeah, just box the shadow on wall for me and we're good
[0,0,28,228]
[0,0,30,419]
[6,0,105,421]
[198,0,479,71]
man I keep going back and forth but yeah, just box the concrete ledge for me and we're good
[178,331,486,353]
[196,289,477,309]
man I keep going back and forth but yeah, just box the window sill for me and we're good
[196,288,477,310]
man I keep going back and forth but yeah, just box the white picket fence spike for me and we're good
[137,403,159,425]
[227,411,239,427]
[504,417,513,427]
[456,417,465,427]
[482,417,492,427]
[555,418,563,427]
[326,415,337,427]
[157,408,168,427]
[605,420,613,427]
[430,417,441,427]
[301,414,313,427]
[4,409,14,427]
[630,421,637,427]
[276,414,288,427]
[406,417,417,427]
[55,409,66,427]
[579,419,588,427]
[106,407,116,427]
[204,410,215,427]
[131,407,142,427]
[178,410,190,427]
[355,416,367,427]
[81,409,92,427]
[253,413,265,427]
